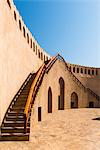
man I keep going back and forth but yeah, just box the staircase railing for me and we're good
[23,56,58,133]
[1,73,32,126]
[24,54,100,133]
[23,64,46,133]
[46,55,59,72]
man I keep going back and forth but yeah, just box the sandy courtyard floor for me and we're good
[0,108,100,150]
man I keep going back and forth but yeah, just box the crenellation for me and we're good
[7,0,11,9]
[30,38,32,49]
[41,52,43,60]
[19,19,21,31]
[77,67,79,73]
[6,0,50,62]
[23,26,26,38]
[38,49,40,59]
[81,68,83,73]
[68,63,99,76]
[27,33,29,44]
[14,11,17,21]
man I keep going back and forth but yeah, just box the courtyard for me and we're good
[0,108,100,150]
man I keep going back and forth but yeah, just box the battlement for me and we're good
[67,63,100,77]
[6,0,50,62]
[0,0,51,125]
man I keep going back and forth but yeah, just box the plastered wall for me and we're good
[0,0,50,125]
[30,59,99,136]
[68,63,100,96]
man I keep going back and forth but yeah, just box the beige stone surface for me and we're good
[0,0,50,125]
[0,109,100,150]
[67,63,100,96]
[31,59,99,127]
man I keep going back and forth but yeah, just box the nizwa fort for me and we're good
[0,0,100,141]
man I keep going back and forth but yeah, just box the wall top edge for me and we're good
[7,0,50,58]
[67,62,100,70]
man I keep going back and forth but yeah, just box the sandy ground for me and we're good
[0,108,100,150]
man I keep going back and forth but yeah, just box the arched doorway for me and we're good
[71,92,78,108]
[48,87,52,113]
[58,77,65,110]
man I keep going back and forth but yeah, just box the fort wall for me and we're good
[0,0,50,125]
[0,0,99,127]
[67,63,100,96]
[30,59,99,131]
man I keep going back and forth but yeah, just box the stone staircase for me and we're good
[0,73,36,141]
[0,59,50,141]
[0,55,99,141]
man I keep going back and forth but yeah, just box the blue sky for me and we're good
[14,0,100,67]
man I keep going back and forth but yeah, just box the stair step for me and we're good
[22,88,30,90]
[19,93,28,96]
[25,84,31,87]
[19,95,28,98]
[22,88,30,91]
[6,116,24,121]
[0,74,36,141]
[14,103,26,106]
[0,133,29,141]
[15,97,27,100]
[13,104,26,107]
[8,112,23,116]
[3,121,24,127]
[3,120,30,126]
[14,101,26,105]
[1,127,30,133]
[6,115,30,122]
[15,99,27,103]
[10,108,24,112]
[14,100,26,104]
[21,91,29,94]
[11,106,24,109]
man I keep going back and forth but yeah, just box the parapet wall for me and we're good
[0,0,50,125]
[68,63,100,76]
[7,0,50,62]
[67,63,100,96]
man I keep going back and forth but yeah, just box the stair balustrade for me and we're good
[24,64,46,133]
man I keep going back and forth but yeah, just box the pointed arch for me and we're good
[30,38,32,48]
[71,92,78,108]
[58,77,65,110]
[48,87,52,113]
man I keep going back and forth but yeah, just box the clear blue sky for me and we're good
[14,0,100,67]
